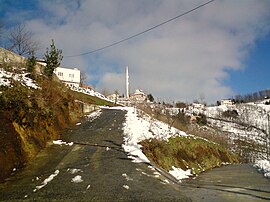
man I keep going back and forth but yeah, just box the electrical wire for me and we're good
[64,0,215,58]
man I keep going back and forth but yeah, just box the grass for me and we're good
[141,136,239,175]
[69,90,115,107]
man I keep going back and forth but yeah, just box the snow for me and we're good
[67,168,83,174]
[109,106,193,180]
[123,185,130,190]
[169,166,193,182]
[254,160,270,178]
[34,170,59,191]
[0,68,39,89]
[86,109,102,121]
[53,139,74,146]
[184,101,270,178]
[71,175,83,183]
[122,107,188,163]
[122,173,133,181]
[69,85,112,102]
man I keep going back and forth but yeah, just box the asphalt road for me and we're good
[0,108,269,201]
[0,109,190,201]
[182,163,270,201]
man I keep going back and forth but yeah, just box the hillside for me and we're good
[204,102,270,162]
[120,106,238,181]
[0,64,114,182]
[178,101,270,162]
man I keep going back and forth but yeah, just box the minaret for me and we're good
[125,66,129,99]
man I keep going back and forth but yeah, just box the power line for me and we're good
[64,0,215,58]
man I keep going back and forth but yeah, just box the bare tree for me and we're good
[80,71,87,86]
[7,24,39,56]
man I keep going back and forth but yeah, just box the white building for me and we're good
[130,89,147,102]
[189,103,206,110]
[54,67,81,87]
[107,93,119,103]
[220,99,234,106]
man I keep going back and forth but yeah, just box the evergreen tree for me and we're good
[26,50,36,73]
[43,39,63,78]
[147,93,154,102]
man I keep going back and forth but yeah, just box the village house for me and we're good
[220,99,234,106]
[54,67,81,88]
[130,89,147,102]
[189,103,206,110]
[107,93,120,103]
[37,59,81,88]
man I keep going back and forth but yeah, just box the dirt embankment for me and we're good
[0,79,84,182]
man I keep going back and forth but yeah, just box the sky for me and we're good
[1,0,270,104]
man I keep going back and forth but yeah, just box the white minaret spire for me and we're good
[126,66,129,98]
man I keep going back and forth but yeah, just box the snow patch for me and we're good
[0,68,39,89]
[71,175,83,183]
[86,109,102,121]
[121,107,189,164]
[67,168,83,174]
[34,170,59,191]
[122,173,133,181]
[254,160,270,178]
[53,140,73,146]
[169,166,193,182]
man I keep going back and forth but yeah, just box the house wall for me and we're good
[54,67,80,87]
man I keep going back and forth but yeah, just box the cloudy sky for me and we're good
[1,0,270,103]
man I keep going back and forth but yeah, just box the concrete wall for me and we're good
[0,47,26,65]
[75,100,99,114]
[83,104,100,114]
[0,47,43,74]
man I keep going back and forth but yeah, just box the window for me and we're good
[69,74,74,78]
[58,72,63,76]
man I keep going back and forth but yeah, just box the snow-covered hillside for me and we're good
[0,68,39,89]
[206,102,270,133]
[69,85,112,103]
[0,67,111,104]
[185,101,270,165]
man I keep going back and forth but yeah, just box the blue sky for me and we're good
[225,33,270,95]
[1,0,270,103]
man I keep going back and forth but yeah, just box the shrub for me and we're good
[197,113,207,125]
[222,109,238,119]
[175,102,187,108]
[26,51,36,73]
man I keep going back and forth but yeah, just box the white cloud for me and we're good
[21,0,270,103]
[98,72,125,95]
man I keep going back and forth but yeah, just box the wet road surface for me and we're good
[0,108,270,201]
